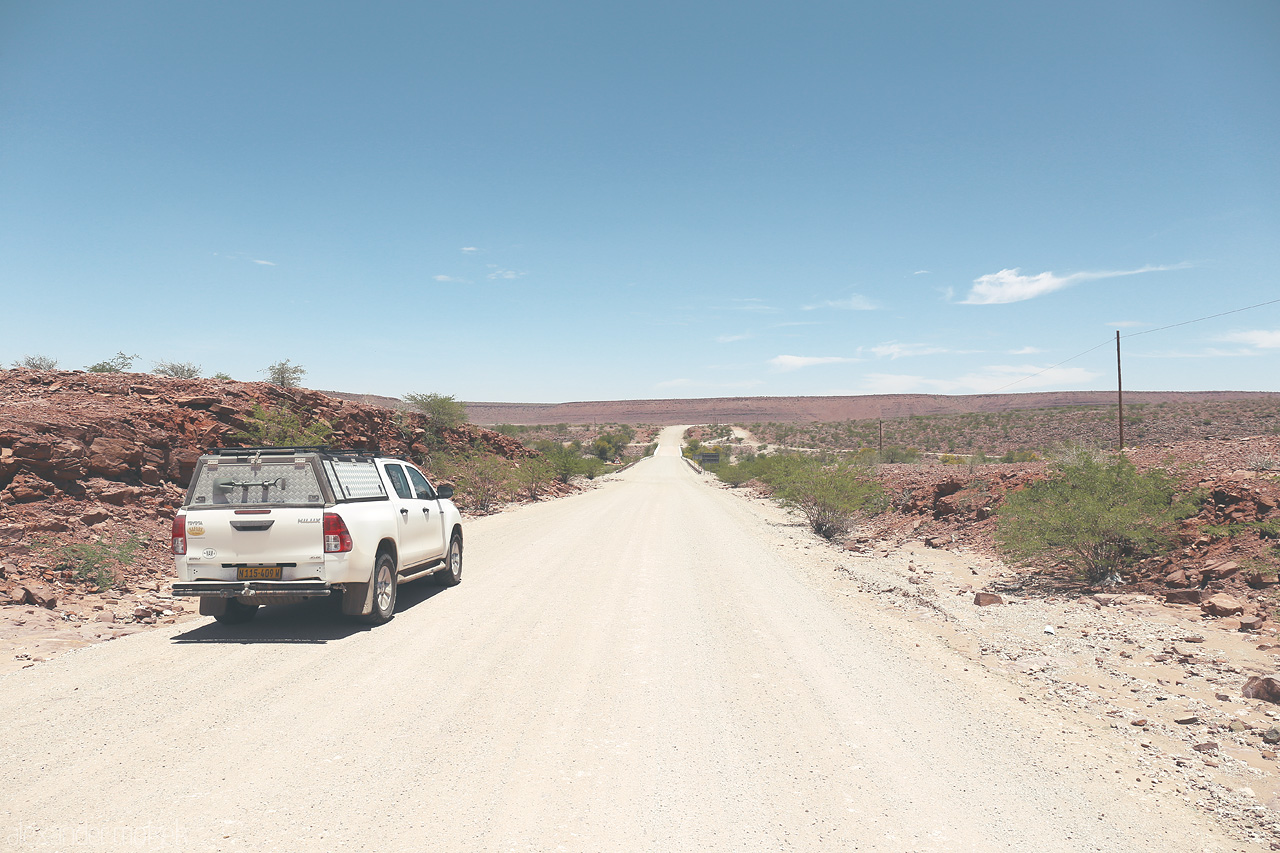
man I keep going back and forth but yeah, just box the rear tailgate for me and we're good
[180,454,329,581]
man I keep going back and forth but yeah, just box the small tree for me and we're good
[403,392,468,429]
[153,360,202,378]
[449,454,512,513]
[234,403,332,447]
[87,352,139,373]
[262,359,306,387]
[213,372,233,381]
[516,457,554,499]
[13,354,58,370]
[996,453,1195,584]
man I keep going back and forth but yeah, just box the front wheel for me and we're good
[361,551,398,624]
[437,532,462,587]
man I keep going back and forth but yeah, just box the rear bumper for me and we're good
[172,581,333,599]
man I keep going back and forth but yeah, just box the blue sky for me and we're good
[3,1,1278,403]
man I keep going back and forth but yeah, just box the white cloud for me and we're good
[460,247,478,253]
[769,355,860,372]
[862,342,950,359]
[434,275,468,283]
[863,364,1099,394]
[486,268,526,280]
[802,293,876,311]
[252,259,276,266]
[1008,346,1044,355]
[961,263,1189,305]
[716,333,750,343]
[1220,329,1280,349]
[914,270,930,275]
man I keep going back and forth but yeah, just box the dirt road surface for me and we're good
[0,427,1264,852]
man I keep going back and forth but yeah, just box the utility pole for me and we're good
[1116,330,1124,450]
[878,419,884,455]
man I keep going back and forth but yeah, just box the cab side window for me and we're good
[383,463,413,500]
[405,466,436,500]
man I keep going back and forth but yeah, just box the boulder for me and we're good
[1243,676,1280,705]
[0,472,58,504]
[1200,593,1244,617]
[87,437,142,477]
[1164,589,1202,605]
[1239,615,1267,632]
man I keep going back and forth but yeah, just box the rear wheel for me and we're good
[214,598,259,624]
[361,551,397,624]
[437,532,462,587]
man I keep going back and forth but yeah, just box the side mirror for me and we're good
[436,484,454,500]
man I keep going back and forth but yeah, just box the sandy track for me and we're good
[0,427,1261,852]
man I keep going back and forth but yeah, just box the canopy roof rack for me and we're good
[207,446,379,460]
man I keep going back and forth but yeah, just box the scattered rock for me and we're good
[1264,727,1280,745]
[1174,714,1200,725]
[1192,742,1219,754]
[973,592,1004,607]
[1164,589,1202,605]
[1240,615,1267,632]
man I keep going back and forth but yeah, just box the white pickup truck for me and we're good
[171,447,464,625]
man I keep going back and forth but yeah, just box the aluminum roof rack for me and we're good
[207,446,378,459]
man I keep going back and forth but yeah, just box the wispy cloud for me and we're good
[914,270,930,275]
[961,263,1189,305]
[461,246,478,254]
[716,333,750,343]
[1220,329,1280,349]
[486,268,526,280]
[434,275,468,283]
[862,342,950,359]
[252,259,276,266]
[802,293,876,311]
[1008,346,1044,355]
[769,355,860,372]
[728,298,778,314]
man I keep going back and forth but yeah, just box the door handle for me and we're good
[422,507,431,516]
[400,508,409,516]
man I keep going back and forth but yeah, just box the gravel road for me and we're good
[0,427,1263,852]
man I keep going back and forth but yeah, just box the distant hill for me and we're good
[454,390,1277,426]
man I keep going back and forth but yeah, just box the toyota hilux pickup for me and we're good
[171,446,463,625]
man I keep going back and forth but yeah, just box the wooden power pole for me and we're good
[1116,330,1124,450]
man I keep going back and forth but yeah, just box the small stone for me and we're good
[1131,719,1148,726]
[1229,721,1247,733]
[94,611,115,623]
[132,606,151,620]
[1240,615,1266,633]
[1192,742,1218,754]
[1216,693,1231,701]
[1263,727,1280,745]
[1174,715,1199,725]
[1261,750,1277,760]
[973,592,1003,607]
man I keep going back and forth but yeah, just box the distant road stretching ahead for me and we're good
[0,426,1249,851]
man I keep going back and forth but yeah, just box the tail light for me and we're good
[172,514,187,555]
[323,512,353,553]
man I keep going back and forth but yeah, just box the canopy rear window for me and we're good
[187,459,324,507]
[324,459,388,500]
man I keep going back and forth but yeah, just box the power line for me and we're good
[989,295,1280,393]
[1122,295,1280,338]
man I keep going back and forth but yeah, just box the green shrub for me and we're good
[234,403,333,447]
[262,359,306,387]
[403,392,468,429]
[42,534,146,591]
[879,446,920,463]
[996,454,1196,584]
[87,352,138,373]
[212,372,233,381]
[515,457,554,499]
[771,457,886,539]
[14,354,58,370]
[442,454,512,513]
[153,360,202,378]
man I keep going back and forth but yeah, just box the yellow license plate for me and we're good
[237,566,283,581]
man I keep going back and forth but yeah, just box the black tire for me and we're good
[361,551,397,624]
[437,532,462,587]
[214,598,259,624]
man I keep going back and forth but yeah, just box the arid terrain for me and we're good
[3,372,1280,847]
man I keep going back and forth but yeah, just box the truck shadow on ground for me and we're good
[170,578,452,645]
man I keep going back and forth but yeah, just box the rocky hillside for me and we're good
[0,368,533,622]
